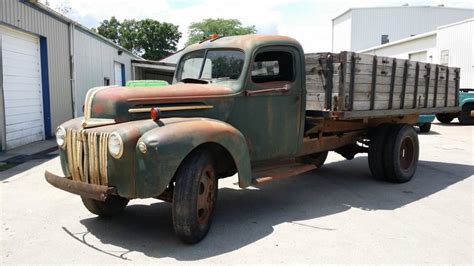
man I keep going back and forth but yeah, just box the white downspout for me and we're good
[69,23,77,117]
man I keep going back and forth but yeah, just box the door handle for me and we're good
[244,84,291,96]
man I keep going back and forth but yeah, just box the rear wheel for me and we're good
[172,150,218,244]
[419,123,431,133]
[81,195,129,217]
[368,124,391,181]
[436,113,455,124]
[458,103,474,125]
[383,124,419,183]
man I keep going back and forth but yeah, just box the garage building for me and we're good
[332,5,473,52]
[0,0,140,150]
[359,18,473,90]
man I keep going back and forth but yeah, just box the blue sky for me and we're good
[42,0,473,52]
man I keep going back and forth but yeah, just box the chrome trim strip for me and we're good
[128,105,214,113]
[82,86,117,128]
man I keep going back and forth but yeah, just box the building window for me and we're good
[440,50,449,66]
[381,35,389,45]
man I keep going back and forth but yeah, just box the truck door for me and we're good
[229,46,304,162]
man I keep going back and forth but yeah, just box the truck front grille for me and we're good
[65,129,110,185]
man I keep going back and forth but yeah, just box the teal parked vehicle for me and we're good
[417,114,435,133]
[436,89,474,125]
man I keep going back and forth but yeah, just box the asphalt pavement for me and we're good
[0,121,472,264]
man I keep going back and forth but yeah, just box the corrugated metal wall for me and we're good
[333,7,474,52]
[332,12,351,53]
[0,0,72,135]
[437,19,474,89]
[73,27,138,116]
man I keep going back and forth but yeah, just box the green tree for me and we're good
[97,16,121,44]
[96,17,182,60]
[186,18,256,46]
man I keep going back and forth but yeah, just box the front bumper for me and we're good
[45,171,117,201]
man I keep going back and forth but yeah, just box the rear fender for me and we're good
[135,118,252,198]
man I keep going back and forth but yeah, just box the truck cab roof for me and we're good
[183,34,304,55]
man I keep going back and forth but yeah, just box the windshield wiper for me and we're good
[211,77,232,82]
[181,78,209,84]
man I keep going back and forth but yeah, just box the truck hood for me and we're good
[82,83,235,128]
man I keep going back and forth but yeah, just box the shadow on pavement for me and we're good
[78,157,473,261]
[0,147,58,181]
[417,130,440,135]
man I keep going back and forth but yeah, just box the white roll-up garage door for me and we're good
[1,26,44,150]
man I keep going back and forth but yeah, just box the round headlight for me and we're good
[108,132,123,159]
[56,127,66,148]
[138,141,147,154]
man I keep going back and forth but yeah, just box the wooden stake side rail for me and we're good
[305,52,461,119]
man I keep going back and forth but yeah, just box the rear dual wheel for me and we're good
[368,124,419,183]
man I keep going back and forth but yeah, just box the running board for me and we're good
[251,162,316,185]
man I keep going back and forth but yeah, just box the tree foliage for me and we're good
[186,18,256,46]
[97,17,182,60]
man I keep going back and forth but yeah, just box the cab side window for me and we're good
[251,51,294,83]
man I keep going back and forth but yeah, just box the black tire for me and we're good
[302,151,328,169]
[368,124,391,181]
[383,124,419,183]
[419,123,431,133]
[436,113,455,124]
[81,195,129,217]
[172,150,218,244]
[458,104,474,125]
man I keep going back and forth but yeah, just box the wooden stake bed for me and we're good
[305,52,461,119]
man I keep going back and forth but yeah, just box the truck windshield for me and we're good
[176,50,245,82]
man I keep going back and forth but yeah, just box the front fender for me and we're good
[459,91,474,106]
[461,98,474,107]
[135,118,252,198]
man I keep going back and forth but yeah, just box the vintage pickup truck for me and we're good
[45,35,460,244]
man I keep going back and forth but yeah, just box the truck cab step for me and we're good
[251,162,316,185]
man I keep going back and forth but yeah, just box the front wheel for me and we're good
[419,123,431,133]
[81,195,129,217]
[458,103,474,125]
[436,113,455,124]
[172,150,218,244]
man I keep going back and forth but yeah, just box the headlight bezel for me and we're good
[138,141,148,154]
[108,132,124,159]
[56,126,66,149]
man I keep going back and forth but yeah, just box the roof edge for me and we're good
[437,17,474,29]
[358,30,437,53]
[333,5,474,21]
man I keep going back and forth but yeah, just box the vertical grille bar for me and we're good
[65,129,109,185]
